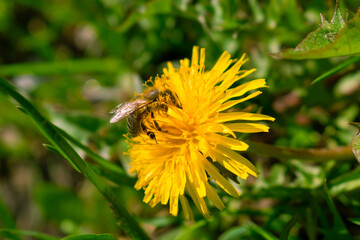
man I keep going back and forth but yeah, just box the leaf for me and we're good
[65,115,104,132]
[176,220,208,240]
[144,216,176,228]
[349,122,360,163]
[42,143,60,153]
[329,166,360,195]
[270,5,360,59]
[348,218,360,226]
[34,184,86,224]
[61,234,117,240]
[0,229,59,240]
[247,222,279,240]
[16,106,29,115]
[0,198,16,229]
[218,226,248,240]
[312,55,360,84]
[53,125,134,185]
[0,197,21,240]
[0,77,150,240]
[0,58,127,76]
[280,213,301,240]
[116,0,173,32]
[320,183,352,239]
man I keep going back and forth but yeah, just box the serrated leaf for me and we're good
[270,5,360,59]
[349,122,360,163]
[61,233,117,240]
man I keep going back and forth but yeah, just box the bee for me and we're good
[110,88,179,140]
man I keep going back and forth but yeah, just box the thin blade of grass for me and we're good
[280,213,301,240]
[0,198,22,240]
[0,229,59,240]
[321,183,352,238]
[0,58,128,76]
[312,55,360,84]
[61,233,117,240]
[53,125,131,180]
[0,77,150,240]
[247,222,279,240]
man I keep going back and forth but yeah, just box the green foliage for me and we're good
[0,229,59,240]
[0,59,127,76]
[34,184,86,224]
[271,4,360,59]
[61,233,117,240]
[0,77,150,239]
[0,229,118,240]
[349,122,360,162]
[0,0,359,239]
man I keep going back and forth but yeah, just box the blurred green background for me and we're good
[0,0,360,239]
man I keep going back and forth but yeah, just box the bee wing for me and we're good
[109,99,150,123]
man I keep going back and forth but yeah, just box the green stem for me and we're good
[0,77,150,240]
[246,141,353,162]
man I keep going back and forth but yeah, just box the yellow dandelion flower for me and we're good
[120,46,274,219]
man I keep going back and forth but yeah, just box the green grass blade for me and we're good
[89,164,136,186]
[0,198,22,240]
[44,121,134,185]
[0,58,128,76]
[348,218,360,226]
[312,55,360,84]
[0,198,16,229]
[321,183,352,239]
[61,233,117,240]
[0,77,150,240]
[329,166,360,195]
[0,229,59,240]
[53,125,130,179]
[247,222,279,240]
[280,213,300,240]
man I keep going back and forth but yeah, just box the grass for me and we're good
[0,0,359,239]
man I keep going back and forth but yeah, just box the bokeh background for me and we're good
[1,0,360,239]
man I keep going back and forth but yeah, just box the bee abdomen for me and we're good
[127,112,142,137]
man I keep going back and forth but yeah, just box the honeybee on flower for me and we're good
[111,46,274,219]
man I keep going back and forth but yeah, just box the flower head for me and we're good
[128,46,274,219]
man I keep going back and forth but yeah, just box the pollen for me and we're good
[127,46,275,219]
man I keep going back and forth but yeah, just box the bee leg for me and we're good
[154,120,162,131]
[147,131,157,143]
[165,89,182,109]
[150,111,163,132]
[141,120,158,143]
